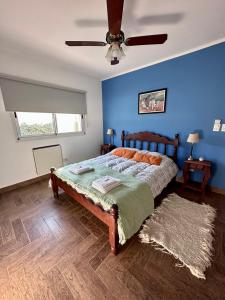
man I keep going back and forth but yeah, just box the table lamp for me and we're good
[107,128,114,145]
[187,132,199,160]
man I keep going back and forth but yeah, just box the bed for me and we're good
[50,130,179,255]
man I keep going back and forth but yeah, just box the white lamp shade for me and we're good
[187,133,200,144]
[107,128,114,135]
[105,43,125,62]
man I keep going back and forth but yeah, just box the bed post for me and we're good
[50,167,59,199]
[121,130,125,147]
[109,204,119,255]
[173,134,179,162]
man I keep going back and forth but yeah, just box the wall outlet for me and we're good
[63,158,69,164]
[221,124,225,132]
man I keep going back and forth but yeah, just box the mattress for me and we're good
[87,150,178,198]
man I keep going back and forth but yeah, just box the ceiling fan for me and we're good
[65,0,167,65]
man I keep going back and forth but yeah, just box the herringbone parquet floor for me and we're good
[0,180,224,300]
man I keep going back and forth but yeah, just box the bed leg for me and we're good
[50,167,59,199]
[109,204,119,255]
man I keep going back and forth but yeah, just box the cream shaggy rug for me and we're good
[139,193,216,279]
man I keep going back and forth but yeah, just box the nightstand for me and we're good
[183,160,212,196]
[100,144,116,155]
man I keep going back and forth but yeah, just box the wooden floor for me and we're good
[0,180,224,300]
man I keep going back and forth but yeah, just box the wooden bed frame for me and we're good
[50,130,179,255]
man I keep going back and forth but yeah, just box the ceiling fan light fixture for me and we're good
[105,42,125,65]
[65,2,167,65]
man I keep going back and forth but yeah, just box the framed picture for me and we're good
[138,88,167,114]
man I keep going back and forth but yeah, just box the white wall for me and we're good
[0,50,103,188]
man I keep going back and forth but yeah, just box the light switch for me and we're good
[213,119,221,131]
[213,124,221,131]
[221,124,225,132]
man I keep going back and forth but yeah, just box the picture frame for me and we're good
[138,88,167,114]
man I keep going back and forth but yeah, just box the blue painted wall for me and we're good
[102,42,225,189]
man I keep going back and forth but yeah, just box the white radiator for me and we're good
[33,144,63,175]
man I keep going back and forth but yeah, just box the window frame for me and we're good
[14,112,85,140]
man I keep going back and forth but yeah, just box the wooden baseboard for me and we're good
[209,186,225,196]
[0,174,50,194]
[176,176,225,196]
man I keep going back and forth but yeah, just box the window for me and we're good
[15,112,84,138]
[55,113,82,134]
[16,112,55,137]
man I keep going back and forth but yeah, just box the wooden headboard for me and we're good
[121,130,179,162]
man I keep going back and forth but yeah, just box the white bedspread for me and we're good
[86,150,178,198]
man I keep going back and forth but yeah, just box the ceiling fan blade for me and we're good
[107,0,124,35]
[65,41,106,46]
[125,34,168,46]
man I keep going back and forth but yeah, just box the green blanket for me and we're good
[55,163,154,244]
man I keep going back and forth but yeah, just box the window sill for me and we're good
[17,131,86,141]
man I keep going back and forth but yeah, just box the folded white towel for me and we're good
[92,181,121,194]
[92,176,121,189]
[70,165,94,175]
[92,176,121,194]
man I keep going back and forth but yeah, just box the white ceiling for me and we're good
[1,0,225,80]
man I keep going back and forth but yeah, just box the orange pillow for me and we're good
[133,152,162,165]
[113,148,136,159]
[112,148,125,157]
[123,149,137,159]
[149,156,162,165]
[132,152,144,162]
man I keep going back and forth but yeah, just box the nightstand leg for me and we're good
[183,165,190,190]
[201,174,210,199]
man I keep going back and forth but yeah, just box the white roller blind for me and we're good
[0,77,87,114]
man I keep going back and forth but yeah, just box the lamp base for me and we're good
[188,144,194,161]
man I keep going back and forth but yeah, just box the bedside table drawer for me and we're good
[196,164,204,170]
[189,163,203,170]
